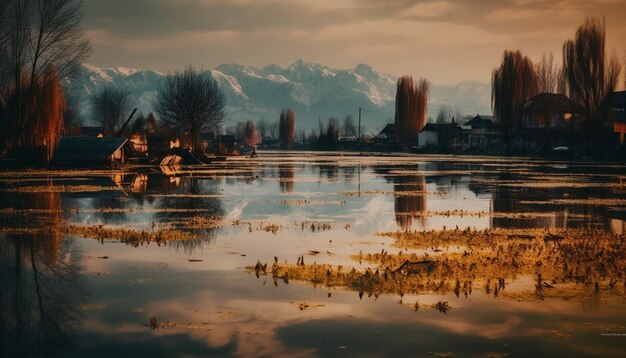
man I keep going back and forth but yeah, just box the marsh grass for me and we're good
[520,198,626,207]
[338,190,444,197]
[248,228,625,305]
[2,185,120,193]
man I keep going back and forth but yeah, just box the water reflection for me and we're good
[0,191,82,358]
[278,164,295,193]
[394,175,426,231]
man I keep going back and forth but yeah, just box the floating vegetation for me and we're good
[280,199,346,205]
[1,185,120,193]
[393,209,575,219]
[338,190,444,197]
[248,227,626,304]
[62,224,199,247]
[144,194,223,198]
[178,215,224,230]
[291,302,326,311]
[146,317,212,331]
[520,198,626,207]
[0,207,63,215]
[299,221,334,232]
[0,169,131,178]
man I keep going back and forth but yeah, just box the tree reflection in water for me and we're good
[394,175,426,231]
[145,174,225,254]
[0,190,82,358]
[278,164,295,193]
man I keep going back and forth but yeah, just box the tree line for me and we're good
[492,17,623,154]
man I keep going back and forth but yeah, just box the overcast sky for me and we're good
[84,0,626,85]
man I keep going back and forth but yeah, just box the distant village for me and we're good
[48,87,625,168]
[1,10,625,166]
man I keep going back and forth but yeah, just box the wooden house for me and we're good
[54,137,137,165]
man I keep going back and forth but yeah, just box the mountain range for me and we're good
[65,60,492,132]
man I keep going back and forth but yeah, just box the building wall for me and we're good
[418,131,438,147]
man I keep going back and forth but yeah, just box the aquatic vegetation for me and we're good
[248,227,625,304]
[338,190,444,197]
[280,199,346,205]
[62,224,199,247]
[393,209,575,219]
[1,185,120,193]
[520,198,626,207]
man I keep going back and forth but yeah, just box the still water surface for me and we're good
[1,151,625,357]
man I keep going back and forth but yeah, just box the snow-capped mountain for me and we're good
[65,60,491,131]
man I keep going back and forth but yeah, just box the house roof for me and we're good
[373,123,396,139]
[465,115,494,127]
[54,137,132,162]
[422,123,462,133]
[523,93,583,114]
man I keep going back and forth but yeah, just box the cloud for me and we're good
[401,1,456,18]
[83,0,626,84]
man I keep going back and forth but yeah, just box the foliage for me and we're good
[244,120,260,147]
[563,17,621,131]
[0,67,64,161]
[394,76,429,142]
[278,108,295,149]
[154,65,225,155]
[491,50,538,153]
[0,0,91,161]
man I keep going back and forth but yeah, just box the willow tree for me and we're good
[491,50,539,153]
[563,17,621,132]
[244,120,260,147]
[154,65,226,155]
[394,76,429,143]
[278,109,295,149]
[0,0,91,159]
[535,52,565,94]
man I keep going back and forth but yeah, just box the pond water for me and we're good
[1,151,625,357]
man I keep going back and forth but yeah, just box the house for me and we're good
[464,115,501,152]
[417,124,439,148]
[54,137,137,164]
[369,123,401,151]
[375,123,396,142]
[609,91,626,147]
[522,93,582,150]
[420,122,464,153]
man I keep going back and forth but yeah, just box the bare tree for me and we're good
[257,118,268,141]
[394,75,429,142]
[436,105,453,124]
[91,86,131,136]
[536,52,562,94]
[0,0,90,160]
[279,108,295,149]
[563,17,621,123]
[268,121,278,140]
[154,65,226,155]
[342,115,356,137]
[0,0,91,159]
[563,17,622,153]
[492,50,539,153]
